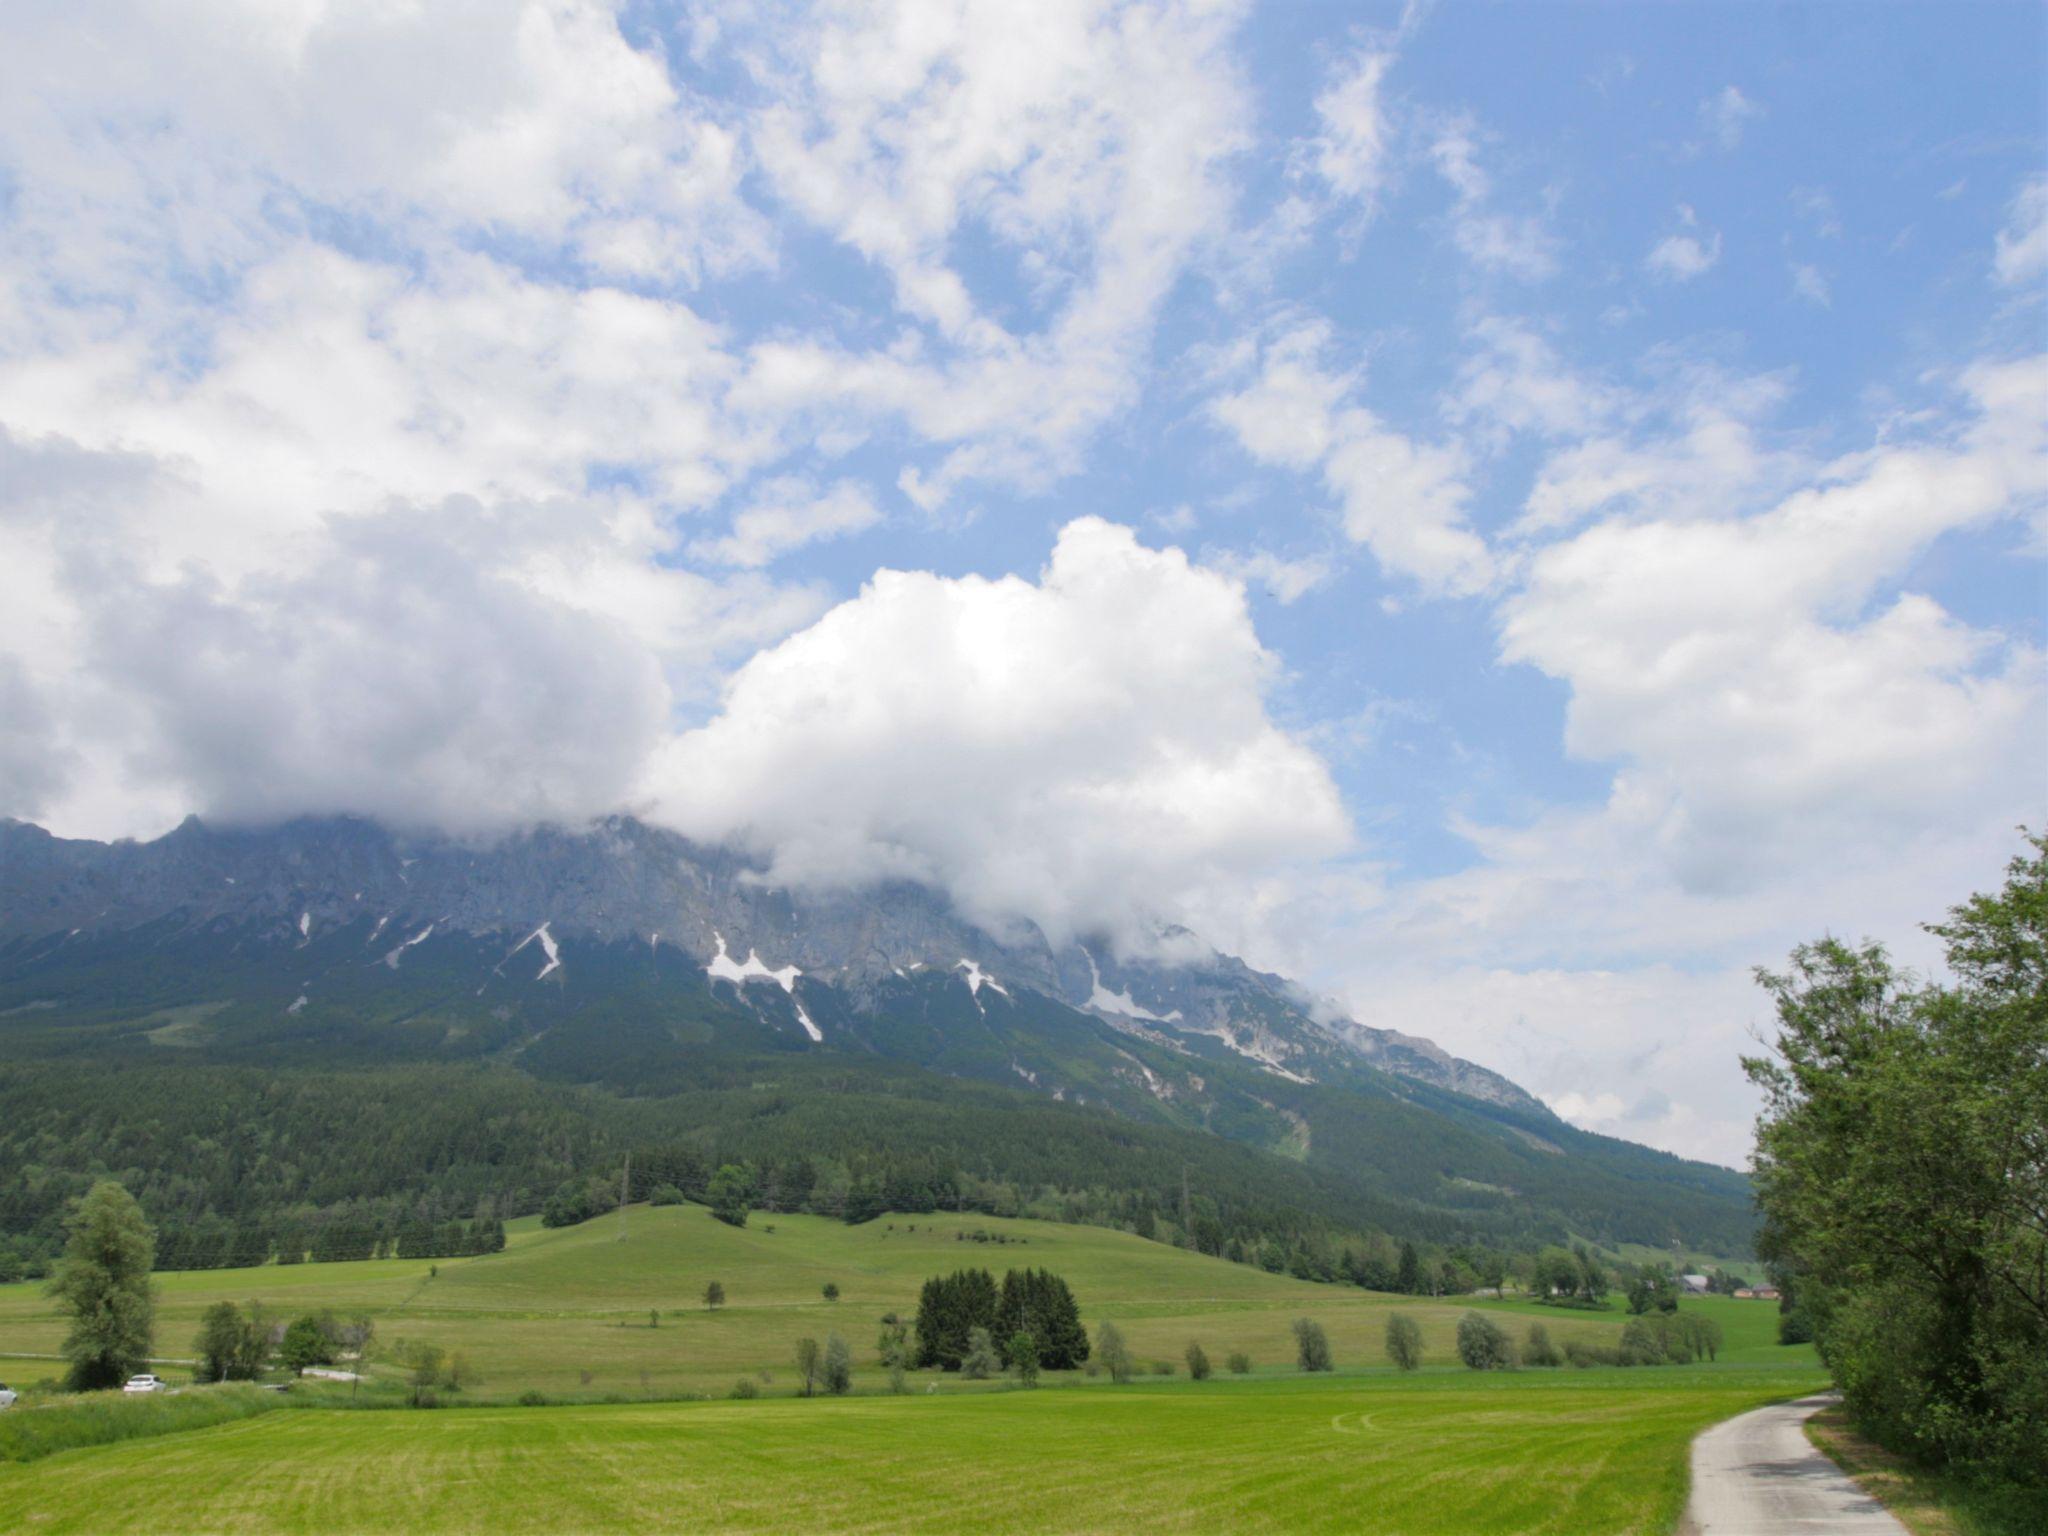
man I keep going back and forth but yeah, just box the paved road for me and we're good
[1686,1394,1907,1534]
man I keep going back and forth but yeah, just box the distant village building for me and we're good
[1733,1286,1781,1301]
[1680,1273,1712,1295]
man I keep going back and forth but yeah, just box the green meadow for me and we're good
[0,1206,1824,1532]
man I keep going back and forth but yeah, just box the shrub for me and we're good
[1151,1360,1175,1376]
[1007,1330,1040,1387]
[822,1282,839,1303]
[1226,1351,1252,1375]
[648,1184,682,1206]
[1777,1307,1814,1345]
[960,1327,999,1381]
[729,1377,759,1400]
[1184,1342,1212,1380]
[1292,1318,1333,1373]
[822,1334,852,1396]
[516,1390,549,1407]
[1094,1321,1132,1384]
[1564,1339,1620,1368]
[1522,1322,1562,1367]
[1384,1313,1423,1372]
[1455,1312,1515,1370]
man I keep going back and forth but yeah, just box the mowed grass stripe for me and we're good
[0,1371,1819,1535]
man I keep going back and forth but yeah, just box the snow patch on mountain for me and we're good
[956,958,1008,998]
[794,1002,823,1042]
[1081,949,1182,1023]
[383,924,434,968]
[706,931,801,992]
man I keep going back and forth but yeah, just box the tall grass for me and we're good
[0,1383,279,1463]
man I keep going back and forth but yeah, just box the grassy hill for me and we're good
[0,1203,1803,1401]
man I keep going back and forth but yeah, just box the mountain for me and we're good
[0,815,1754,1270]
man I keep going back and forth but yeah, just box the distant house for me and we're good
[1733,1286,1780,1301]
[1679,1273,1712,1295]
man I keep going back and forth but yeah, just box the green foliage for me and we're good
[1184,1341,1211,1380]
[706,1165,753,1229]
[278,1315,334,1376]
[1226,1351,1251,1374]
[1456,1312,1515,1370]
[728,1378,758,1400]
[1006,1330,1040,1386]
[1291,1317,1332,1372]
[1746,834,2048,1484]
[1094,1321,1132,1384]
[47,1181,156,1391]
[702,1280,725,1310]
[1384,1312,1423,1371]
[913,1268,998,1370]
[194,1300,254,1383]
[0,1383,277,1465]
[822,1334,852,1396]
[1522,1322,1561,1368]
[794,1337,821,1397]
[821,1281,839,1302]
[994,1268,1088,1369]
[1625,1264,1679,1315]
[961,1326,1000,1381]
[648,1184,683,1207]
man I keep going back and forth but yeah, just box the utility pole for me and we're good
[619,1152,631,1241]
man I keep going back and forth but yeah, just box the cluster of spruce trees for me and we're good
[913,1268,1089,1371]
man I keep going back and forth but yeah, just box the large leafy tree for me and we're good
[48,1180,156,1390]
[1746,834,2047,1483]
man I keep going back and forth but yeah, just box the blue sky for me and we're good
[1,0,2042,1164]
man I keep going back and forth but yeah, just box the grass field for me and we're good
[0,1206,1826,1532]
[0,1370,1823,1534]
[0,1204,1806,1398]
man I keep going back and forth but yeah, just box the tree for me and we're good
[1745,835,2048,1483]
[1292,1317,1332,1372]
[1523,1322,1561,1367]
[706,1164,753,1228]
[996,1268,1089,1369]
[396,1339,447,1406]
[703,1281,725,1311]
[1456,1312,1515,1370]
[1095,1321,1133,1384]
[1226,1351,1252,1374]
[1384,1312,1423,1372]
[48,1180,156,1390]
[648,1183,683,1206]
[279,1315,335,1376]
[1007,1330,1039,1386]
[878,1319,911,1394]
[913,1268,999,1370]
[823,1333,852,1395]
[1395,1241,1421,1295]
[194,1301,248,1383]
[1184,1341,1211,1380]
[961,1326,1000,1380]
[822,1282,839,1303]
[1626,1265,1678,1316]
[794,1337,821,1397]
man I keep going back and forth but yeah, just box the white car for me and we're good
[122,1374,165,1394]
[0,1382,16,1409]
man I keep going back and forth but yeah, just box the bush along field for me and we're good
[0,1198,1827,1533]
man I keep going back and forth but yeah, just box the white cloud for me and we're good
[1499,355,2048,897]
[1790,262,1832,306]
[1645,208,1721,281]
[1202,547,1337,604]
[1993,175,2048,286]
[735,0,1249,502]
[1428,122,1559,280]
[1312,49,1395,207]
[1699,85,1762,151]
[1211,323,1492,595]
[644,518,1351,949]
[694,479,883,568]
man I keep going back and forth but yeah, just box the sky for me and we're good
[1,0,2042,1168]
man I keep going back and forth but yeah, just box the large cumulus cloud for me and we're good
[644,518,1352,948]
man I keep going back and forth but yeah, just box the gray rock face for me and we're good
[0,814,1543,1113]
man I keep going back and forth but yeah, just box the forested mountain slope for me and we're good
[0,816,1753,1273]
